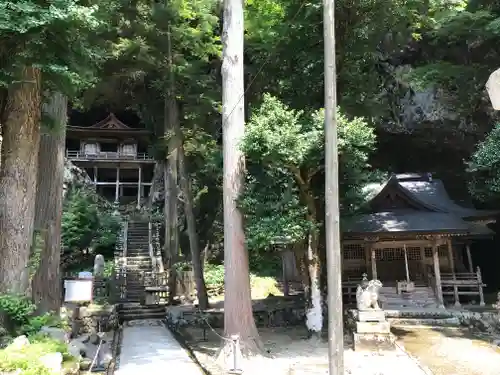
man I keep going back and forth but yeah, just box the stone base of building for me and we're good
[353,332,396,351]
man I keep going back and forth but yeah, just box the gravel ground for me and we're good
[185,327,431,375]
[186,326,500,375]
[395,327,500,375]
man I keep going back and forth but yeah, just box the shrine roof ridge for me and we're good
[67,113,150,132]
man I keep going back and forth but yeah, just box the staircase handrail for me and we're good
[148,221,156,270]
[152,221,165,273]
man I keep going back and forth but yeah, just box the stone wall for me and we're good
[62,304,118,336]
[166,299,306,330]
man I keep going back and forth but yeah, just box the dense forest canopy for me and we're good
[1,0,500,362]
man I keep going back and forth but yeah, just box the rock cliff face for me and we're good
[63,159,92,197]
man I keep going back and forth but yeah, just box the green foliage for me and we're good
[240,94,377,250]
[0,334,73,375]
[244,0,436,119]
[0,295,63,337]
[0,0,113,95]
[203,263,282,298]
[404,2,500,116]
[0,295,35,326]
[203,263,224,292]
[467,123,500,203]
[249,274,282,298]
[61,188,120,269]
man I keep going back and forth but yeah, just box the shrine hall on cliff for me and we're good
[65,113,155,208]
[340,173,497,307]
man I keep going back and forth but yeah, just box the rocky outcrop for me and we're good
[63,159,92,197]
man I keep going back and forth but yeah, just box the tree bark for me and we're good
[219,0,263,357]
[305,229,322,339]
[174,124,209,309]
[32,92,67,314]
[292,168,323,338]
[164,102,179,304]
[0,66,42,294]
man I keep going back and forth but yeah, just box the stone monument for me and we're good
[93,254,105,277]
[353,276,395,351]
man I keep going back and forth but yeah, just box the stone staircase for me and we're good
[116,220,168,322]
[125,220,152,303]
[379,286,440,309]
[378,286,462,327]
[118,304,166,323]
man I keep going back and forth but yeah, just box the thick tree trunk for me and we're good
[164,99,179,304]
[305,229,322,339]
[219,0,263,358]
[32,92,67,314]
[292,169,323,338]
[174,125,209,309]
[0,66,42,294]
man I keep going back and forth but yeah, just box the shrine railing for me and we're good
[66,150,154,161]
[440,267,486,306]
[141,271,169,305]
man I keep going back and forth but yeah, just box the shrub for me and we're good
[203,263,282,298]
[0,295,36,326]
[0,334,73,375]
[203,263,225,293]
[0,295,65,337]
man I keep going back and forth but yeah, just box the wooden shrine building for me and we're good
[342,173,497,307]
[66,113,155,207]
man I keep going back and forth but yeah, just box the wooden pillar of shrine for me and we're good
[137,166,142,210]
[371,247,378,280]
[420,245,428,280]
[364,243,372,277]
[447,239,460,307]
[115,167,120,203]
[432,241,445,308]
[465,243,474,273]
[93,166,98,191]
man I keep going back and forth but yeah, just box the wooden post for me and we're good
[420,246,428,281]
[115,167,120,203]
[477,266,485,306]
[466,244,474,273]
[324,0,344,370]
[122,221,128,300]
[137,166,142,210]
[282,251,289,297]
[93,166,98,191]
[403,245,410,283]
[364,244,372,276]
[371,248,378,280]
[432,243,445,308]
[447,239,460,307]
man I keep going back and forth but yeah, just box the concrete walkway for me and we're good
[115,320,202,375]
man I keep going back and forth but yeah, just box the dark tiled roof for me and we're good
[343,173,497,235]
[399,179,484,218]
[342,211,470,234]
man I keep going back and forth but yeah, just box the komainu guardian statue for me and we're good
[356,279,383,310]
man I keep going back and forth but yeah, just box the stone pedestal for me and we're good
[397,281,415,294]
[353,309,395,352]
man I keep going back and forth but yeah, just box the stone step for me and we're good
[119,305,166,321]
[121,312,166,321]
[389,316,460,327]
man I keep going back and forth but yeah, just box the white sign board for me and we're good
[486,68,500,110]
[64,279,93,302]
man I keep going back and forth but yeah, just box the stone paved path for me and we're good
[115,320,202,375]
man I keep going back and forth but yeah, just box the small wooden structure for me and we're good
[66,113,155,207]
[342,173,496,307]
